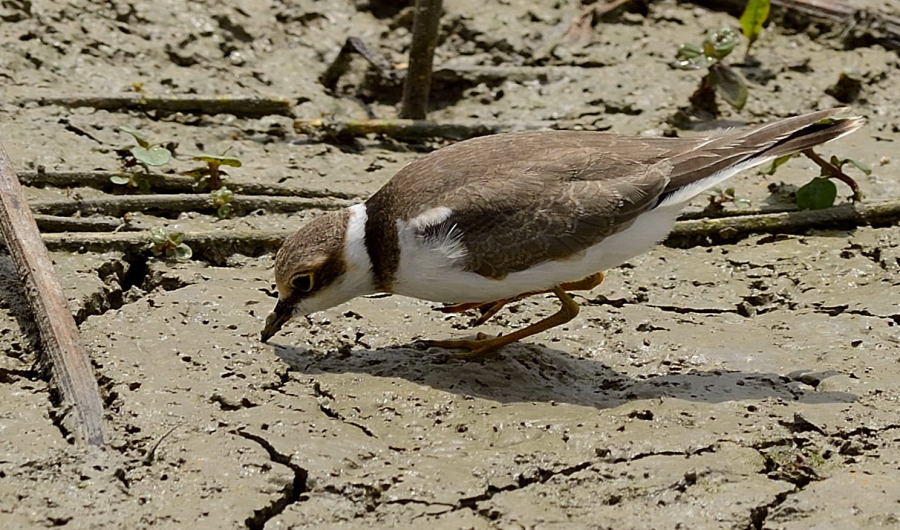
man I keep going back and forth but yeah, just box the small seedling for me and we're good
[765,150,870,209]
[149,227,193,260]
[675,28,748,113]
[210,186,235,219]
[113,126,174,191]
[182,152,241,191]
[739,0,770,58]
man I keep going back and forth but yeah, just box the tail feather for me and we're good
[657,108,865,207]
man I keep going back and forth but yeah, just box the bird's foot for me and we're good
[418,332,508,361]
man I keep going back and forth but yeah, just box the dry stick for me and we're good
[666,199,900,247]
[399,0,443,119]
[40,199,900,257]
[802,149,862,201]
[321,37,402,90]
[295,118,559,141]
[30,194,350,217]
[19,95,294,118]
[0,142,104,446]
[18,171,361,200]
[34,214,124,233]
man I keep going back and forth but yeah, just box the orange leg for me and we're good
[436,271,605,326]
[421,286,581,360]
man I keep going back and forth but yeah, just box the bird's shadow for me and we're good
[272,341,856,409]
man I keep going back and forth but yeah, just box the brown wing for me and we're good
[365,131,690,281]
[431,159,671,278]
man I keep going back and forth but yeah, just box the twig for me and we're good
[18,171,361,200]
[39,200,900,259]
[30,194,350,217]
[802,149,862,201]
[294,118,558,141]
[143,424,180,465]
[666,199,900,247]
[34,214,124,233]
[0,141,104,446]
[42,229,293,265]
[18,95,294,118]
[400,0,443,119]
[320,37,402,90]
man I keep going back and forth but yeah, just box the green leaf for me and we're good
[169,232,185,246]
[831,156,872,176]
[217,204,234,218]
[844,158,872,175]
[709,63,748,110]
[149,227,168,244]
[676,43,702,60]
[109,175,131,185]
[173,243,193,260]
[210,186,234,207]
[703,28,739,60]
[796,177,837,210]
[764,154,795,175]
[131,145,172,166]
[739,0,770,50]
[118,126,150,148]
[191,153,242,167]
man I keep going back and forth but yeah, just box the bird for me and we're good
[261,108,863,359]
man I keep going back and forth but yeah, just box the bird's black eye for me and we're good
[291,273,314,293]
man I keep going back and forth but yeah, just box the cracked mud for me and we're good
[2,0,899,528]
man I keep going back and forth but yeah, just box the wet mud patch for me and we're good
[1,0,899,527]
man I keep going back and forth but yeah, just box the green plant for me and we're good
[149,227,193,260]
[765,150,870,210]
[739,0,770,57]
[210,186,235,218]
[675,28,748,113]
[113,126,174,191]
[182,152,241,191]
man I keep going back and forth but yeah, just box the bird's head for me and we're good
[261,206,374,342]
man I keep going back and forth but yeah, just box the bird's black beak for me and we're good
[261,298,293,343]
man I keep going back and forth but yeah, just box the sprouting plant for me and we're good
[765,148,871,209]
[182,152,241,191]
[113,126,174,191]
[210,186,235,218]
[149,227,193,260]
[675,28,748,113]
[739,0,770,58]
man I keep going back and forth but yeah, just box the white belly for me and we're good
[392,205,682,303]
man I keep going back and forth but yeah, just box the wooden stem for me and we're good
[400,0,443,119]
[17,95,293,118]
[802,148,863,201]
[0,142,104,446]
[30,194,349,217]
[17,171,360,200]
[295,118,557,141]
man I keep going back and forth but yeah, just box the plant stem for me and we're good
[802,148,862,201]
[400,0,443,119]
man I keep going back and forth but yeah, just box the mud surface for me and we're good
[1,0,899,528]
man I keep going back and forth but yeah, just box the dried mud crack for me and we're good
[235,430,310,530]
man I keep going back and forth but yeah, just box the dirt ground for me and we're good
[1,0,899,528]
